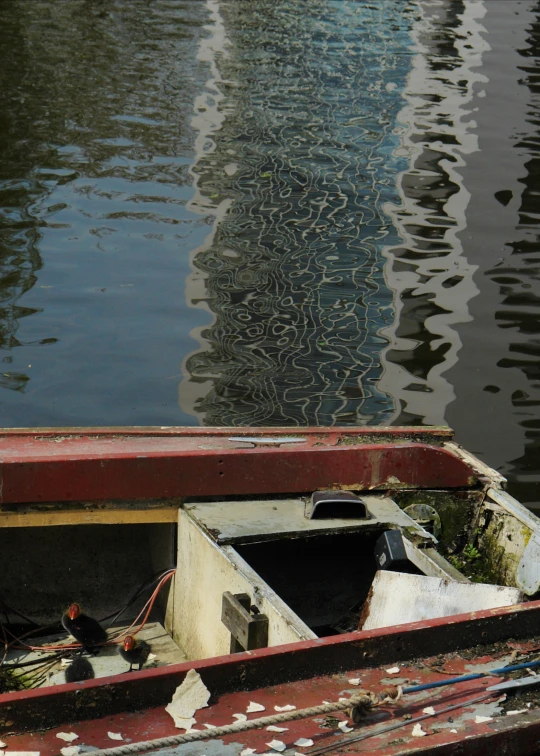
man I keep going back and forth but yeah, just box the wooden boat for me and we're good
[2,425,540,753]
[5,601,540,754]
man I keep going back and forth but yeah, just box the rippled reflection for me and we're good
[0,0,212,424]
[380,0,487,425]
[180,0,418,426]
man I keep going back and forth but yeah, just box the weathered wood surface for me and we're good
[0,427,479,506]
[221,592,269,652]
[360,571,523,631]
[4,601,540,754]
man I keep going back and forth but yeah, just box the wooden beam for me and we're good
[0,506,179,528]
[221,591,269,651]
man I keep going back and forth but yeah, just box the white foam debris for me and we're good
[348,678,361,686]
[338,721,353,733]
[322,700,331,705]
[294,738,314,747]
[166,669,211,730]
[55,734,79,743]
[240,749,257,756]
[266,740,286,752]
[422,707,436,715]
[107,733,124,741]
[274,704,296,712]
[474,716,493,724]
[266,726,288,732]
[247,701,266,713]
[60,747,80,756]
[507,709,529,716]
[450,729,458,734]
[148,653,157,660]
[60,659,72,667]
[203,723,217,729]
[412,723,427,737]
[233,713,249,722]
[386,667,400,675]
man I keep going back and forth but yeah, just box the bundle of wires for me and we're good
[0,567,176,689]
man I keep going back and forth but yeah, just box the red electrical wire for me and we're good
[6,569,176,653]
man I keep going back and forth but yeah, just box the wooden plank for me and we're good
[2,599,540,735]
[221,592,269,651]
[0,506,179,527]
[225,593,251,653]
[0,425,455,440]
[0,443,478,505]
[360,571,523,631]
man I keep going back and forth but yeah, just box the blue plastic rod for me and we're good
[403,657,540,695]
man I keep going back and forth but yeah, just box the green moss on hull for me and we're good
[394,490,475,553]
[0,668,30,693]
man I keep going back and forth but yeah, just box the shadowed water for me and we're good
[2,1,540,506]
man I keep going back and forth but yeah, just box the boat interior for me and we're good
[1,427,540,693]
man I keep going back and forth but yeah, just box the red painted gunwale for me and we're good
[3,601,540,754]
[0,426,477,504]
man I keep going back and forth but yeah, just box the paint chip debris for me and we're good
[475,716,493,724]
[422,707,436,715]
[60,747,80,756]
[166,669,211,730]
[233,713,248,722]
[267,726,288,732]
[386,667,400,675]
[412,723,427,737]
[507,709,528,716]
[240,750,257,756]
[56,734,79,743]
[203,723,217,729]
[107,733,124,741]
[338,721,353,733]
[274,704,296,712]
[247,701,266,713]
[348,678,361,686]
[266,740,286,752]
[294,738,314,747]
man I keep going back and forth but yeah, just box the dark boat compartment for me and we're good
[0,522,175,628]
[236,531,388,634]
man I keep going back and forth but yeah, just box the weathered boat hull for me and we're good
[4,601,540,754]
[1,426,540,755]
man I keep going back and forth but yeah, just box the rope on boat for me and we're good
[84,691,386,756]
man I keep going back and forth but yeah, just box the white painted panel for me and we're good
[185,495,432,544]
[517,533,540,595]
[172,509,315,660]
[361,571,522,631]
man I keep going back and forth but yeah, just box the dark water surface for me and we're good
[2,0,540,506]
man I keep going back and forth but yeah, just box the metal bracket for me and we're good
[221,591,269,653]
[228,436,306,447]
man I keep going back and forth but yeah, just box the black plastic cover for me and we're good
[374,529,409,571]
